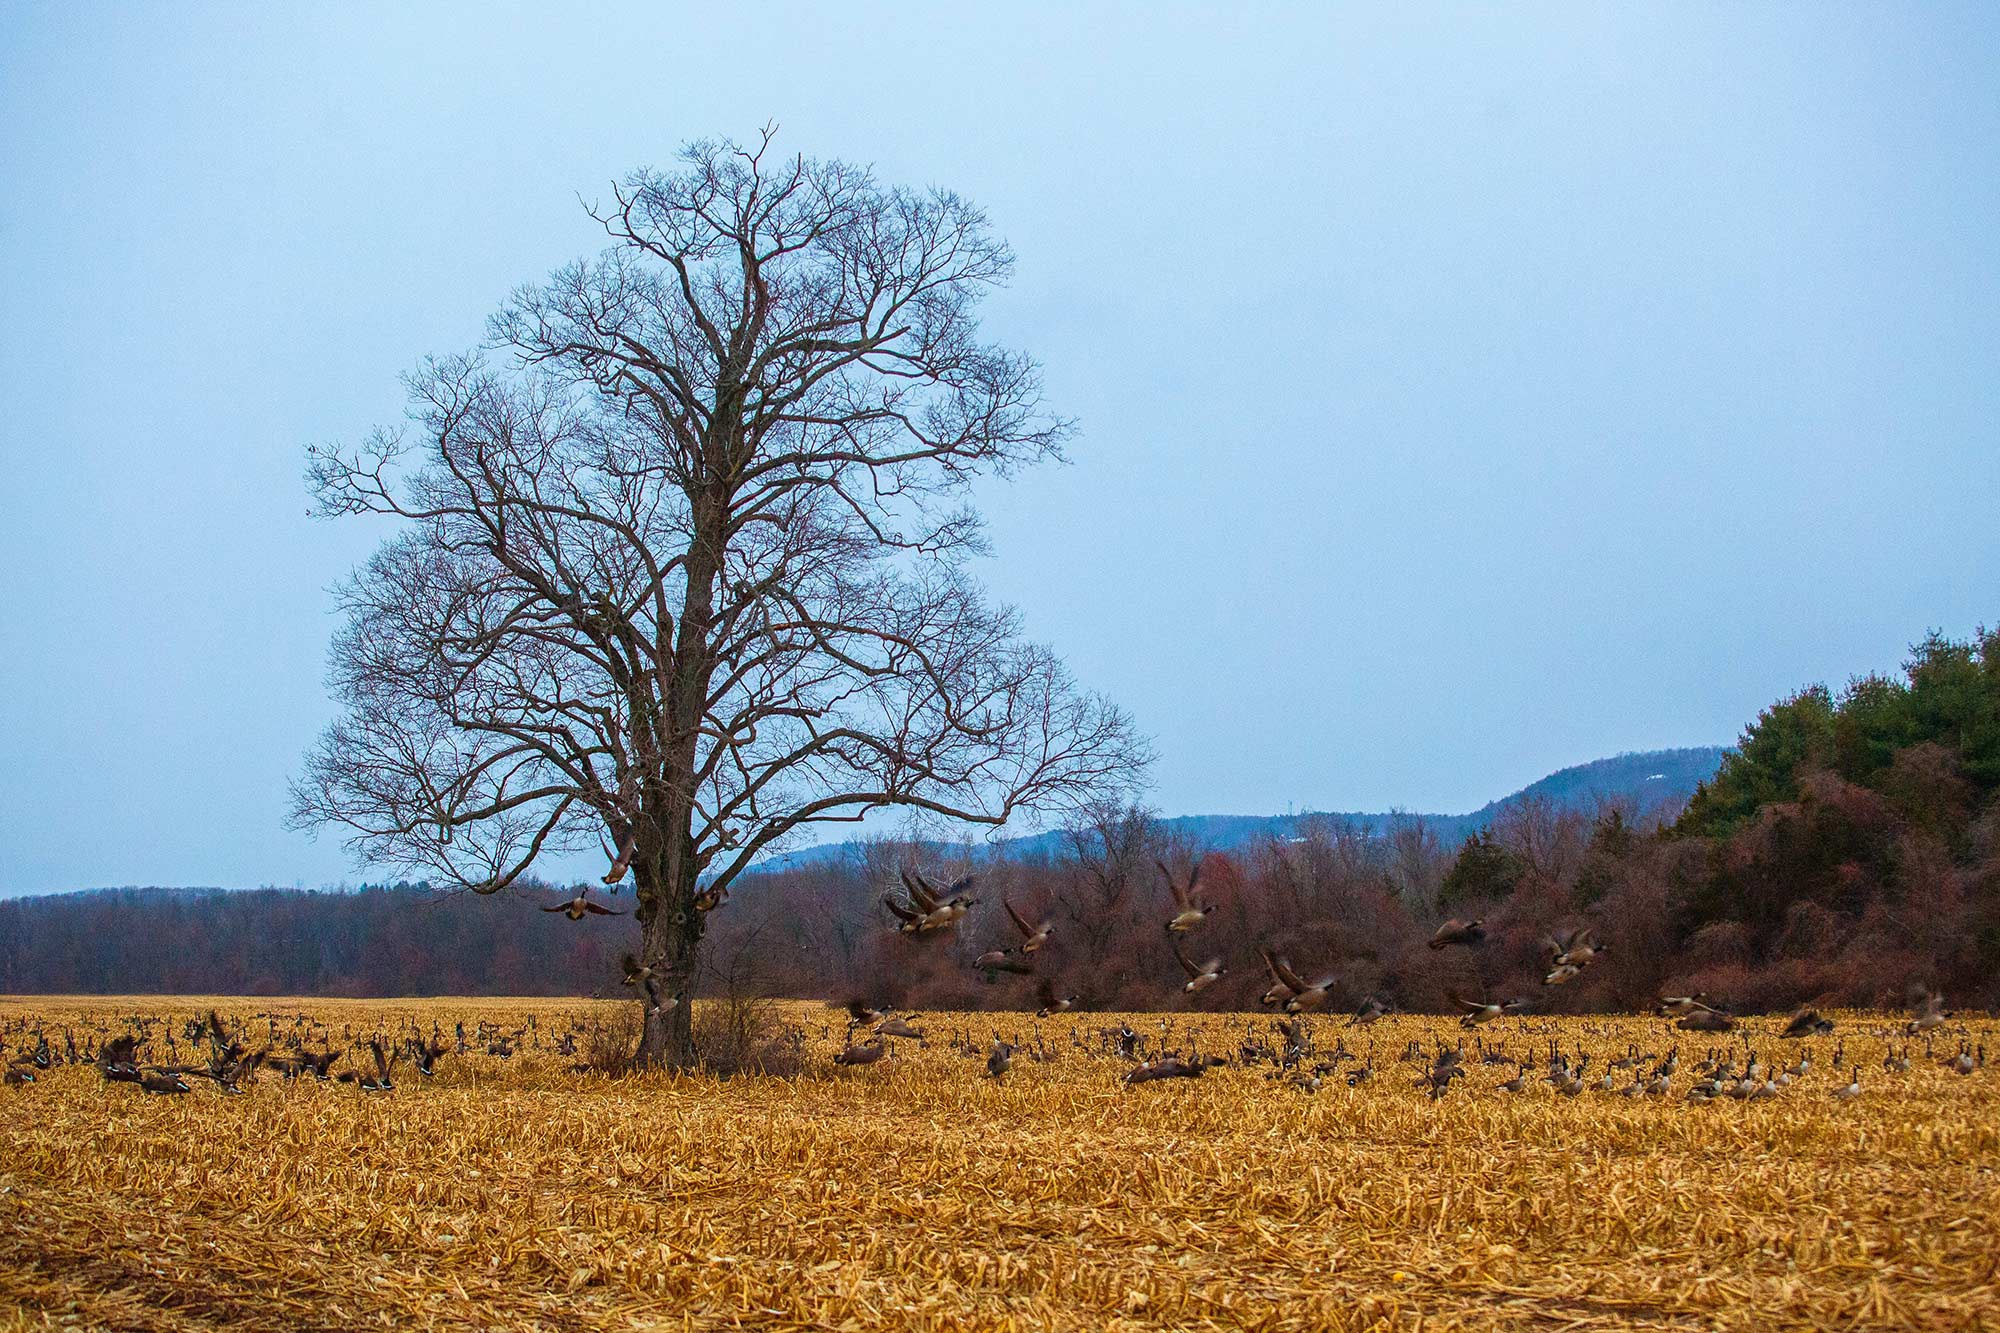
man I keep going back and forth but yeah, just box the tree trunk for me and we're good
[633,862,705,1068]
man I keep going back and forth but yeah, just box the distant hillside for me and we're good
[753,746,1728,871]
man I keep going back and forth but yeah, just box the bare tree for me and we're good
[290,129,1150,1065]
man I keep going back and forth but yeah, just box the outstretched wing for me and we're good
[540,902,570,913]
[1265,952,1307,993]
[1170,937,1199,978]
[882,894,920,925]
[581,900,624,916]
[900,870,940,913]
[1157,859,1188,909]
[1004,898,1034,937]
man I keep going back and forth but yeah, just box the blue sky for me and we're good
[2,4,1996,894]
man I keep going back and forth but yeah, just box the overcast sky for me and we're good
[3,4,1996,895]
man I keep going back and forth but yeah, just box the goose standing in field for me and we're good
[1830,1070,1862,1101]
[1422,1046,1466,1099]
[1159,859,1214,933]
[986,1038,1016,1079]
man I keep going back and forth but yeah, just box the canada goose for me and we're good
[884,870,977,933]
[139,1070,191,1095]
[1172,939,1225,994]
[986,1039,1016,1078]
[1780,1008,1834,1039]
[692,883,729,913]
[1906,989,1948,1036]
[1348,996,1391,1027]
[1497,1064,1529,1093]
[543,890,625,920]
[3,1062,34,1085]
[1257,950,1299,1008]
[1277,966,1334,1014]
[1423,1047,1466,1100]
[1428,918,1484,950]
[1273,1015,1309,1059]
[1258,952,1330,1012]
[1456,997,1527,1027]
[1830,1071,1861,1101]
[1658,994,1713,1017]
[345,1039,395,1092]
[621,955,679,1014]
[599,827,636,885]
[876,1016,925,1041]
[1676,1008,1736,1033]
[1158,860,1214,933]
[1949,1044,1975,1076]
[97,1035,142,1083]
[1543,964,1582,987]
[833,1037,888,1067]
[1544,927,1606,968]
[907,869,978,930]
[1003,899,1053,953]
[842,1000,891,1027]
[408,1037,447,1078]
[881,894,927,934]
[1123,1057,1204,1085]
[975,951,1035,978]
[1035,981,1077,1018]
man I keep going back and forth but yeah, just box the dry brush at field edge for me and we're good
[1,999,1997,1332]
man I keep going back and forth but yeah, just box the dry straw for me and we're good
[1,997,1995,1331]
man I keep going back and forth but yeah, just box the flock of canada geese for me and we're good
[827,862,1991,1098]
[1,862,1989,1105]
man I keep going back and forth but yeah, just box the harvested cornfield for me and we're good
[1,998,1996,1331]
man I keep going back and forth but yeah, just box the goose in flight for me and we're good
[1003,899,1053,953]
[544,890,625,920]
[1428,918,1484,950]
[1159,859,1214,933]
